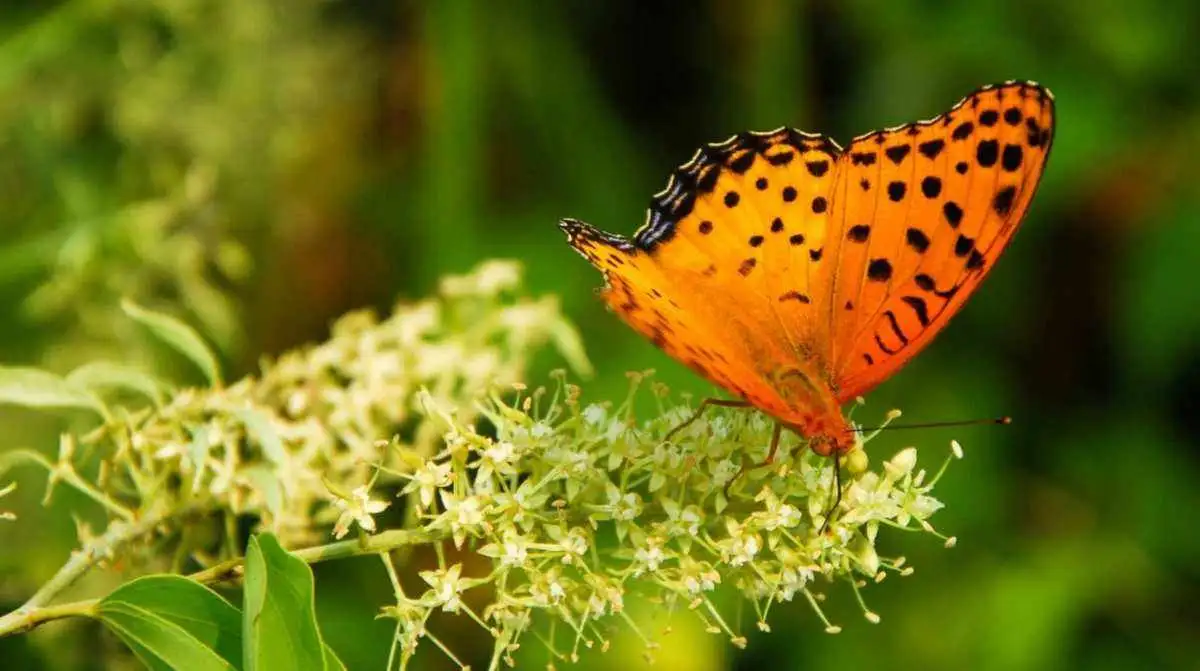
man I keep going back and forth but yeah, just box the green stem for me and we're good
[0,526,445,639]
[18,510,168,611]
[0,508,174,637]
[0,599,99,636]
[187,527,443,585]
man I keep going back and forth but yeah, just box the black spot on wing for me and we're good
[905,228,930,253]
[885,145,911,164]
[918,139,945,159]
[768,150,795,166]
[867,258,893,282]
[1001,144,1023,172]
[884,310,909,344]
[901,295,930,326]
[993,185,1017,215]
[954,234,975,257]
[779,291,811,304]
[943,201,963,228]
[976,140,998,167]
[806,160,830,177]
[729,151,755,174]
[921,176,942,198]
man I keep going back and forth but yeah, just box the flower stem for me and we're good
[0,526,445,638]
[0,599,99,636]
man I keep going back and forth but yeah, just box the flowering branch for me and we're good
[0,260,961,669]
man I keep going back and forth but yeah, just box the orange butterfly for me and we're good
[562,81,1054,459]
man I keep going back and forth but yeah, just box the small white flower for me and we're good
[778,564,815,601]
[665,504,703,537]
[414,342,464,378]
[604,417,631,444]
[721,523,761,567]
[905,492,944,520]
[760,492,802,530]
[558,528,588,562]
[634,537,666,574]
[477,440,520,486]
[587,592,608,616]
[582,404,607,426]
[419,563,465,612]
[461,350,500,385]
[951,440,964,459]
[585,578,624,616]
[851,532,881,574]
[731,535,760,566]
[545,445,593,475]
[440,492,485,543]
[530,568,568,607]
[404,460,452,509]
[884,447,918,479]
[680,506,702,535]
[331,485,390,539]
[475,260,522,294]
[710,458,739,485]
[153,441,187,460]
[681,560,720,595]
[484,440,517,466]
[394,301,439,346]
[708,415,732,440]
[499,534,529,567]
[609,489,642,521]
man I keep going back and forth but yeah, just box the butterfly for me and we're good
[561,81,1054,459]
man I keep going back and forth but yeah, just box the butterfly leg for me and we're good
[723,422,784,495]
[818,452,844,533]
[663,398,752,443]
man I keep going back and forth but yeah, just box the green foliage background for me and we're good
[1,1,1198,669]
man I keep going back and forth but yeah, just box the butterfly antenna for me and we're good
[849,416,1011,433]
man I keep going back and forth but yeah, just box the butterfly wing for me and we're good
[561,219,796,417]
[563,81,1055,429]
[562,129,846,423]
[819,81,1055,401]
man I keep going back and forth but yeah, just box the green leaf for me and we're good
[323,645,346,671]
[122,299,223,386]
[234,408,286,464]
[241,466,284,517]
[188,424,213,492]
[67,361,168,405]
[243,533,328,671]
[97,575,243,670]
[0,366,104,415]
[550,315,594,378]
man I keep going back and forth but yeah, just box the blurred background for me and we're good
[1,1,1198,669]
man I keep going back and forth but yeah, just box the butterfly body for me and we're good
[562,81,1055,454]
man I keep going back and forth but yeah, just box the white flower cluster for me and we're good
[4,260,959,670]
[16,261,587,563]
[375,374,959,669]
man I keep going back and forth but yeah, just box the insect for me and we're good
[561,81,1054,462]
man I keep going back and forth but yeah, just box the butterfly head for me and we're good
[796,415,856,457]
[806,431,855,457]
